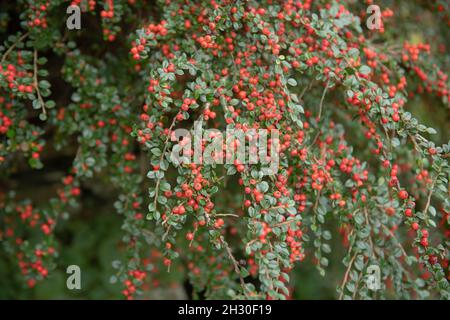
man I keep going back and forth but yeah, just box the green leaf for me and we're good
[39,80,51,89]
[359,65,371,75]
[428,206,436,216]
[426,128,437,135]
[287,78,297,86]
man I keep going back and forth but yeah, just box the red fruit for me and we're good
[392,113,400,122]
[429,255,438,265]
[385,207,395,216]
[27,279,36,288]
[420,238,428,247]
[411,222,419,231]
[405,208,412,217]
[398,190,408,200]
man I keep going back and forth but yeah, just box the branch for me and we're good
[338,253,357,300]
[317,79,330,121]
[364,207,377,259]
[222,238,247,293]
[215,213,239,218]
[423,168,440,219]
[271,219,297,228]
[152,115,178,212]
[382,224,407,258]
[33,49,46,117]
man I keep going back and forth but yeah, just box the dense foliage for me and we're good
[0,0,449,300]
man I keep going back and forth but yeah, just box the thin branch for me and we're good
[382,224,407,258]
[162,225,171,241]
[317,79,330,121]
[152,115,178,212]
[1,32,29,63]
[306,81,330,150]
[33,49,46,117]
[271,219,297,228]
[215,213,239,218]
[352,272,363,300]
[364,208,377,259]
[222,238,247,293]
[299,80,314,101]
[423,168,440,219]
[339,253,357,300]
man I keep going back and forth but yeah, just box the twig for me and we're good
[215,213,239,218]
[409,134,420,153]
[271,219,297,228]
[189,226,198,247]
[222,238,247,292]
[338,253,357,300]
[33,49,46,117]
[245,239,258,251]
[162,225,172,241]
[364,208,377,258]
[352,272,363,300]
[1,32,29,63]
[299,80,314,101]
[423,168,440,219]
[382,224,407,258]
[152,115,178,211]
[306,81,330,150]
[317,79,330,121]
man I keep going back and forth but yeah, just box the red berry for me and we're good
[392,113,400,122]
[420,238,428,247]
[398,190,408,200]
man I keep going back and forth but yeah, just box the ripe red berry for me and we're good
[392,113,400,122]
[420,238,428,247]
[398,190,408,200]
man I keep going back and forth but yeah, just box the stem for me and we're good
[317,79,330,121]
[1,32,29,63]
[339,253,357,300]
[152,115,178,212]
[215,213,239,218]
[364,207,377,259]
[271,219,297,228]
[222,238,247,293]
[33,49,46,117]
[382,224,407,257]
[423,168,440,219]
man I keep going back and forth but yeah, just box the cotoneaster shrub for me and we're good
[0,0,449,300]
